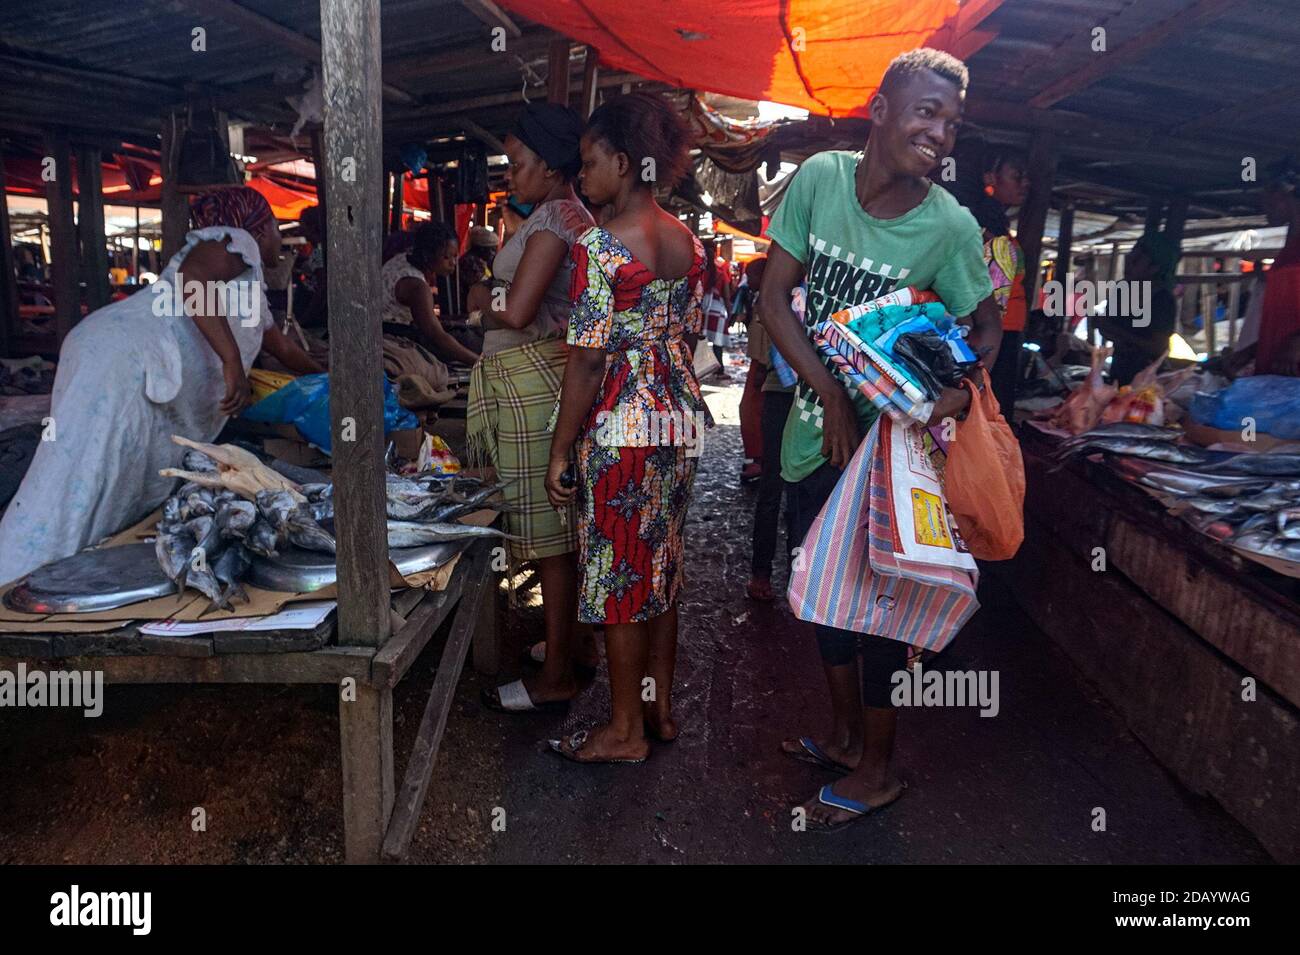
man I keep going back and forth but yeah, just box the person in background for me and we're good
[737,256,767,483]
[0,187,321,584]
[472,102,598,714]
[1098,233,1178,385]
[941,140,1029,414]
[701,242,732,378]
[296,204,327,328]
[759,49,999,829]
[380,220,480,366]
[746,268,799,603]
[1218,159,1300,377]
[545,92,708,763]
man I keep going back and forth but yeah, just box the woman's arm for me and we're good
[396,275,480,365]
[485,231,568,330]
[261,324,325,374]
[175,239,255,415]
[545,346,606,507]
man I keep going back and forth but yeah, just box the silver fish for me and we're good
[385,495,447,521]
[1194,454,1300,477]
[286,509,337,554]
[184,515,221,558]
[155,524,195,584]
[300,482,332,501]
[256,489,300,531]
[1232,529,1300,562]
[1058,439,1212,465]
[386,520,517,548]
[213,545,251,606]
[245,518,282,558]
[215,500,257,539]
[309,499,334,523]
[186,559,226,608]
[1062,423,1181,445]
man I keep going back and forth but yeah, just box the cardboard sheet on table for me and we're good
[0,506,496,631]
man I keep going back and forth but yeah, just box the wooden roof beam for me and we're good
[461,0,522,39]
[1028,0,1248,109]
[176,0,420,106]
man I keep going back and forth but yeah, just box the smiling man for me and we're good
[758,48,999,832]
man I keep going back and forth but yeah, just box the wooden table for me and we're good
[1002,429,1300,862]
[0,537,502,864]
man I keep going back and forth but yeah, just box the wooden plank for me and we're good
[547,36,572,106]
[76,145,110,314]
[339,681,395,864]
[1106,515,1300,709]
[1028,0,1248,108]
[1017,128,1056,305]
[382,547,492,861]
[1003,521,1300,864]
[4,646,375,684]
[175,0,418,105]
[578,45,600,119]
[43,131,79,344]
[371,585,458,689]
[461,0,522,38]
[0,149,18,357]
[471,548,501,675]
[321,0,393,651]
[159,111,189,262]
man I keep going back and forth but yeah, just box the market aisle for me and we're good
[423,370,1272,864]
[0,365,1273,864]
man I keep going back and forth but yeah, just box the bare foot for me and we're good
[643,704,679,742]
[800,773,905,829]
[551,723,649,763]
[747,576,774,602]
[779,735,861,772]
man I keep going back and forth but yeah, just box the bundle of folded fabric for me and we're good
[814,294,978,426]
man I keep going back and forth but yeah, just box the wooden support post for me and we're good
[1143,199,1164,237]
[387,170,404,233]
[43,132,79,344]
[1057,202,1077,337]
[1164,196,1189,248]
[321,0,393,864]
[76,145,110,313]
[339,682,394,864]
[579,46,600,119]
[1017,129,1056,306]
[159,111,189,262]
[310,126,329,224]
[472,556,501,675]
[547,36,571,106]
[0,151,18,357]
[320,0,391,650]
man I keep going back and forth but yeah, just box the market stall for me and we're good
[997,365,1300,863]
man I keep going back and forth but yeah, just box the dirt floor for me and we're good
[0,352,1275,864]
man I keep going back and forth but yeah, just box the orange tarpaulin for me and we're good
[498,0,976,118]
[246,176,316,221]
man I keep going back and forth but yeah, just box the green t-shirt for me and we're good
[766,150,993,483]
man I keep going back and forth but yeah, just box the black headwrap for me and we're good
[511,102,584,176]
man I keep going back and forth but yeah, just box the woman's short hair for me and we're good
[409,221,458,269]
[586,92,693,190]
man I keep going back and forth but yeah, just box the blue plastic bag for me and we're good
[1190,375,1300,440]
[243,373,419,455]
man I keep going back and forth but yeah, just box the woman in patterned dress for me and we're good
[545,93,709,764]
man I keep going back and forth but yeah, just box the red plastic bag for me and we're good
[944,369,1025,560]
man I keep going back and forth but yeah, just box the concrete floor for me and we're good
[0,362,1274,864]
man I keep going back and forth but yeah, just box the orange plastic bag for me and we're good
[943,369,1025,561]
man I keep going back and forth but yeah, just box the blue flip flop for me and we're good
[783,736,853,774]
[809,781,905,833]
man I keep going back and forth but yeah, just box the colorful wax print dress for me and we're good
[567,226,713,623]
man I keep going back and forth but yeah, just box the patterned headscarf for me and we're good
[189,186,274,233]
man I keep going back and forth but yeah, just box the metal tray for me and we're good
[246,539,470,593]
[3,543,178,614]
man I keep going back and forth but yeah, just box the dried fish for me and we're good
[215,499,257,539]
[386,520,516,548]
[1061,423,1181,445]
[155,523,195,584]
[286,509,337,554]
[256,488,300,531]
[213,544,251,606]
[183,450,218,473]
[1056,438,1212,466]
[245,518,282,559]
[1193,454,1300,477]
